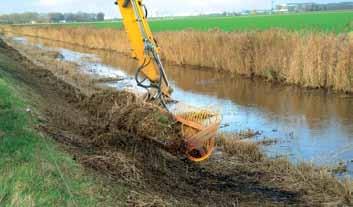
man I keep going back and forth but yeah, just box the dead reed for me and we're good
[2,25,352,92]
[217,133,353,205]
[217,133,263,161]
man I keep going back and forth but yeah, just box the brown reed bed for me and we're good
[1,25,353,93]
[216,133,353,205]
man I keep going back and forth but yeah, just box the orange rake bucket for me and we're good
[171,103,221,162]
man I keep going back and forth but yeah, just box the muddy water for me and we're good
[10,36,353,173]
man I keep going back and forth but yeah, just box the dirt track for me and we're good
[1,37,349,206]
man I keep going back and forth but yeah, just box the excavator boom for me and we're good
[115,0,221,162]
[116,0,171,104]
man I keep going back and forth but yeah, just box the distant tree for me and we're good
[0,13,40,24]
[48,13,64,23]
[0,11,109,24]
[97,12,105,21]
[64,13,75,22]
[74,12,96,22]
[22,12,39,23]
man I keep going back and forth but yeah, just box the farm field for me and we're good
[57,10,353,33]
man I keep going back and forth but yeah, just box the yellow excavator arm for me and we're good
[116,0,171,106]
[115,0,221,162]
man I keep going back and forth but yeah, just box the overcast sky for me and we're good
[0,0,345,18]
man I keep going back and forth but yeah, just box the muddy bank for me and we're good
[2,25,353,93]
[0,38,352,206]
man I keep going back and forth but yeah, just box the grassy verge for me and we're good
[0,70,128,206]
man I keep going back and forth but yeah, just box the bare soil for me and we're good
[0,37,350,206]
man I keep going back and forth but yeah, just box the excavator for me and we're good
[115,0,221,162]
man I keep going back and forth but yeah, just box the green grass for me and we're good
[59,10,353,33]
[0,68,128,206]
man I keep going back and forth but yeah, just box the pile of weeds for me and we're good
[81,90,184,155]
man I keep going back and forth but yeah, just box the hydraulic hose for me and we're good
[142,4,148,18]
[135,56,167,109]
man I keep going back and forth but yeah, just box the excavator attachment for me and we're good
[171,103,221,161]
[115,0,221,162]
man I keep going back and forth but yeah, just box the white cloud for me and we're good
[144,0,271,16]
[34,0,108,15]
[0,0,338,18]
[33,0,271,17]
[37,0,85,8]
[38,0,59,6]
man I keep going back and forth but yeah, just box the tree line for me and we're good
[0,12,105,24]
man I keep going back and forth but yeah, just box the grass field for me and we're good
[60,11,353,33]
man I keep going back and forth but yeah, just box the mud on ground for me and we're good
[0,37,351,206]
